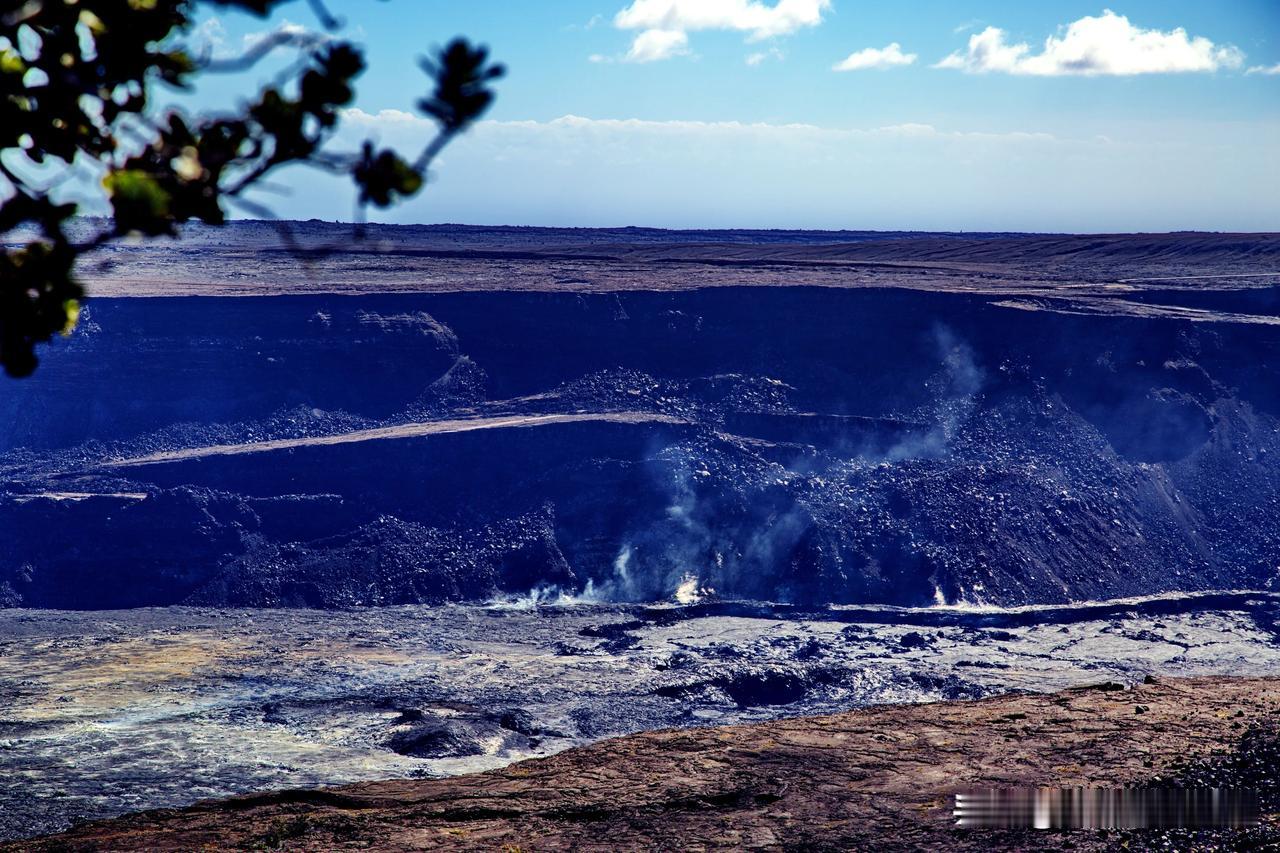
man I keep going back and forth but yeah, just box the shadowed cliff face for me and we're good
[2,283,1279,610]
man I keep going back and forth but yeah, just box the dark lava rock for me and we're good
[496,709,537,736]
[793,638,828,660]
[898,631,932,649]
[182,509,575,609]
[654,661,830,708]
[260,702,288,725]
[654,652,697,672]
[1170,722,1280,810]
[184,517,476,608]
[385,721,485,759]
[905,672,987,701]
[578,621,644,653]
[1116,720,1280,850]
[392,708,426,724]
[716,668,809,707]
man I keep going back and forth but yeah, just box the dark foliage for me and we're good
[0,0,502,376]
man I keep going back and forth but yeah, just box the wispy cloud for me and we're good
[185,16,331,63]
[613,0,829,63]
[342,110,1059,146]
[1246,62,1280,76]
[624,27,690,62]
[935,10,1244,76]
[241,19,327,52]
[565,14,605,32]
[746,47,784,66]
[833,43,917,72]
[189,17,229,57]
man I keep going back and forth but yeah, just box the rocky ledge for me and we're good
[17,675,1280,852]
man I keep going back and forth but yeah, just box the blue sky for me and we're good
[181,1,1279,232]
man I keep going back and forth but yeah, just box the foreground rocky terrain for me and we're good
[3,592,1279,841]
[16,674,1280,851]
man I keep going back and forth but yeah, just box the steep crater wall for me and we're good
[2,287,1278,609]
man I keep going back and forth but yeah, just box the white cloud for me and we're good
[833,43,917,72]
[624,28,690,62]
[1247,62,1280,76]
[614,0,829,62]
[183,16,329,63]
[746,47,784,66]
[935,10,1245,76]
[189,17,228,57]
[235,19,331,57]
